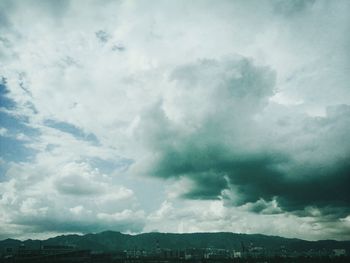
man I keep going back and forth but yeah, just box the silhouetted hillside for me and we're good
[1,231,349,253]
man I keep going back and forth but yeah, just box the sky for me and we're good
[0,0,349,241]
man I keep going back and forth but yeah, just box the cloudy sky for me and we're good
[0,0,349,241]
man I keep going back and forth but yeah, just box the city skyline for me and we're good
[0,0,349,241]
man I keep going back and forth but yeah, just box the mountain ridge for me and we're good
[1,231,349,252]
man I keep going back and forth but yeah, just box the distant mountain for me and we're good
[1,231,349,253]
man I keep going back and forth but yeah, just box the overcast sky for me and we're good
[0,0,349,241]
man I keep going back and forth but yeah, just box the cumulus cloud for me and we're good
[131,58,350,221]
[146,198,350,241]
[0,160,145,237]
[0,0,349,240]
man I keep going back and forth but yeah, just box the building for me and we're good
[333,249,346,257]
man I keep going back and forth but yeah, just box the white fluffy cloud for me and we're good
[146,198,350,241]
[0,158,145,239]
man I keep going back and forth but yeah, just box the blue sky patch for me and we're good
[44,119,99,145]
[0,135,36,162]
[0,77,16,110]
[0,78,39,178]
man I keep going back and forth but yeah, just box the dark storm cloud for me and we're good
[182,171,229,200]
[225,156,350,216]
[140,57,350,219]
[151,109,350,217]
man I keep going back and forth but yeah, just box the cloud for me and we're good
[0,158,145,236]
[0,0,349,240]
[146,198,350,241]
[272,0,316,16]
[132,58,350,221]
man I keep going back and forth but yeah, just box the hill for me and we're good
[1,231,349,253]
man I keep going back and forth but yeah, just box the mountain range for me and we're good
[1,231,349,252]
